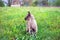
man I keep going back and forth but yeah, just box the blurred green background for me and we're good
[0,7,60,40]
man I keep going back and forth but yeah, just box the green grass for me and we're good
[0,7,60,40]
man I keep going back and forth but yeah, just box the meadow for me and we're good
[0,7,60,40]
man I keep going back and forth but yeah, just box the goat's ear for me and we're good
[28,11,30,14]
[28,11,31,16]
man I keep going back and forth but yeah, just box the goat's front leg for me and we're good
[28,26,31,34]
